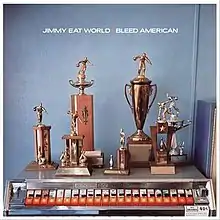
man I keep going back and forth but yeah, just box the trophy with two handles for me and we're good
[124,52,157,167]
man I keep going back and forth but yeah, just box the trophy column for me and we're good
[33,125,51,163]
[69,56,95,151]
[71,94,94,151]
[25,103,58,171]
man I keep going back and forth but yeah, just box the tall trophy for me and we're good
[124,53,157,167]
[55,110,92,176]
[69,57,95,151]
[25,103,58,170]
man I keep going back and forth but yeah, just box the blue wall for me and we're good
[3,4,216,182]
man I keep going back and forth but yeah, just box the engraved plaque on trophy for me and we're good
[25,103,58,171]
[124,53,157,167]
[69,57,95,151]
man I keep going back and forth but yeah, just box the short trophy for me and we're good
[150,94,191,174]
[104,128,130,175]
[25,103,58,171]
[125,53,157,168]
[69,57,95,151]
[55,110,92,177]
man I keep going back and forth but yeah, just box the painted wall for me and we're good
[196,4,216,101]
[3,4,216,182]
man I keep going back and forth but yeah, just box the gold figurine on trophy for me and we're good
[76,57,93,82]
[67,110,83,136]
[69,57,94,95]
[33,103,48,126]
[133,52,152,77]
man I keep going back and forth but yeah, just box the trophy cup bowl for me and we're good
[69,79,94,95]
[125,76,157,142]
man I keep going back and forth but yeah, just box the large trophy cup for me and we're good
[69,57,95,151]
[25,103,58,171]
[125,53,157,167]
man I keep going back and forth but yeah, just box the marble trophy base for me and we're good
[55,164,91,177]
[150,162,176,175]
[25,161,58,171]
[104,168,130,175]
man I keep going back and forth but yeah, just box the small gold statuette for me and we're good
[33,102,48,126]
[69,57,94,94]
[67,110,83,136]
[133,52,152,77]
[79,150,87,167]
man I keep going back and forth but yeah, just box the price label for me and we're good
[185,205,209,216]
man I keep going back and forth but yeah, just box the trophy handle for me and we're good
[124,84,133,110]
[148,84,157,110]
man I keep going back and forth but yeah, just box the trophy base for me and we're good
[104,168,130,175]
[25,161,58,171]
[55,165,91,177]
[150,162,176,175]
[127,142,152,168]
[128,130,152,143]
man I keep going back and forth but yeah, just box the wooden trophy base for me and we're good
[127,141,152,168]
[25,161,58,171]
[150,162,176,175]
[104,168,130,175]
[55,164,91,177]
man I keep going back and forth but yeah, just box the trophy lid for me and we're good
[131,75,152,84]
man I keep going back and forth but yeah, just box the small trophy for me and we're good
[69,57,95,151]
[150,94,192,174]
[104,128,129,175]
[109,155,114,169]
[25,103,58,171]
[55,110,92,177]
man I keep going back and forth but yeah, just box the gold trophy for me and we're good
[104,128,129,175]
[25,103,58,170]
[55,110,92,176]
[125,53,157,167]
